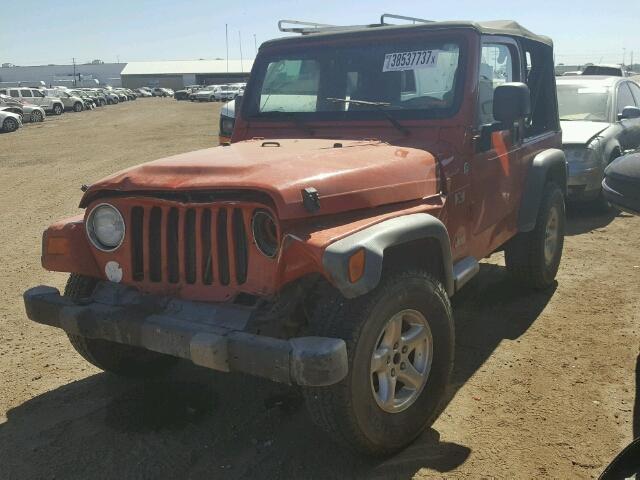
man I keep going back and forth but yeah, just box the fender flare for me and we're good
[322,213,454,299]
[602,139,622,164]
[517,148,567,232]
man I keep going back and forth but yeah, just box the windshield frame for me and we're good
[243,32,468,123]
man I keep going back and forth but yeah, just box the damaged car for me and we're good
[557,76,640,206]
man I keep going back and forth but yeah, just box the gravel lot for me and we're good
[0,99,638,479]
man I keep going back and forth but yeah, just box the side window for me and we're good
[523,41,557,136]
[628,82,640,106]
[9,90,19,98]
[478,43,516,125]
[32,90,44,98]
[617,83,636,113]
[21,89,33,98]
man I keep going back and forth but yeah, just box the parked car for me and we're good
[24,18,567,455]
[602,151,640,214]
[136,88,153,97]
[0,94,45,122]
[101,89,120,104]
[218,99,235,143]
[151,87,171,97]
[45,89,85,112]
[581,64,625,77]
[213,84,242,101]
[68,90,96,110]
[557,76,640,205]
[194,85,220,101]
[174,86,201,101]
[0,87,64,115]
[0,109,22,132]
[82,89,107,107]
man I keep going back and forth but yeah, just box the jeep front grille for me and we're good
[129,205,249,286]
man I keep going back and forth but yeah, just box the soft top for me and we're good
[263,19,552,48]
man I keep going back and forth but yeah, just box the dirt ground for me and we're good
[0,99,638,479]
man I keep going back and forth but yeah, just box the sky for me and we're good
[1,0,639,67]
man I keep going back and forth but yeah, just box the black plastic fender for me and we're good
[322,213,454,299]
[518,148,567,232]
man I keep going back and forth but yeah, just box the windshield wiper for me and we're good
[326,98,410,136]
[259,111,314,135]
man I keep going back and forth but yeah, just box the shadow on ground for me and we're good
[0,264,555,479]
[565,203,624,236]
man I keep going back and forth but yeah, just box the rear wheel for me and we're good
[52,103,63,115]
[303,270,454,455]
[64,274,178,378]
[73,102,83,112]
[31,110,44,122]
[2,117,19,132]
[505,181,565,289]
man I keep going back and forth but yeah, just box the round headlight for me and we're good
[252,210,279,258]
[86,203,125,251]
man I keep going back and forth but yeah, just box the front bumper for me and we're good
[24,282,348,387]
[567,165,603,200]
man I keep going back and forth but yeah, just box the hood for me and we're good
[81,139,439,219]
[561,120,610,145]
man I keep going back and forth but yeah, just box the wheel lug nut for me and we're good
[393,342,399,350]
[401,346,408,353]
[386,357,390,364]
[400,362,406,370]
[391,368,396,377]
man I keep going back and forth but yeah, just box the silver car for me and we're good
[558,76,640,205]
[0,109,22,133]
[45,89,85,112]
[0,94,46,122]
[0,87,64,115]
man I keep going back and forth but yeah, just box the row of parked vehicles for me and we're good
[0,85,144,133]
[173,83,245,102]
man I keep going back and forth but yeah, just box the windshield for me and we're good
[245,37,462,120]
[557,83,611,122]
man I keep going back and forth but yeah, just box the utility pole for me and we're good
[239,31,244,73]
[622,48,626,67]
[225,24,229,73]
[73,57,76,86]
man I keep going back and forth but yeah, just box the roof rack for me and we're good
[277,20,337,35]
[380,13,434,25]
[278,14,434,35]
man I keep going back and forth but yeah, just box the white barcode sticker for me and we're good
[383,50,439,72]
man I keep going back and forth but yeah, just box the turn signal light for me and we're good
[348,249,366,283]
[46,237,69,255]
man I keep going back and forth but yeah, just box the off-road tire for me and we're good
[303,270,455,456]
[65,274,177,378]
[505,181,565,289]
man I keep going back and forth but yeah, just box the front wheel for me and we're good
[505,181,565,289]
[2,117,19,132]
[52,104,63,115]
[73,102,83,112]
[303,270,454,455]
[31,110,44,122]
[64,274,178,378]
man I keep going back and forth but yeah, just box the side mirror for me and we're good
[493,82,531,124]
[618,106,640,120]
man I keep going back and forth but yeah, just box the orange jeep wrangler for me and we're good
[24,16,567,455]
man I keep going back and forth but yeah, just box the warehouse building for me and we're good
[0,62,125,87]
[120,60,253,89]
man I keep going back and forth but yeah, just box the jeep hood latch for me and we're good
[301,187,320,213]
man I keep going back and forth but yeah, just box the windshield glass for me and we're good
[557,83,611,121]
[246,37,462,119]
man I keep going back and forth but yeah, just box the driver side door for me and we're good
[469,38,524,256]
